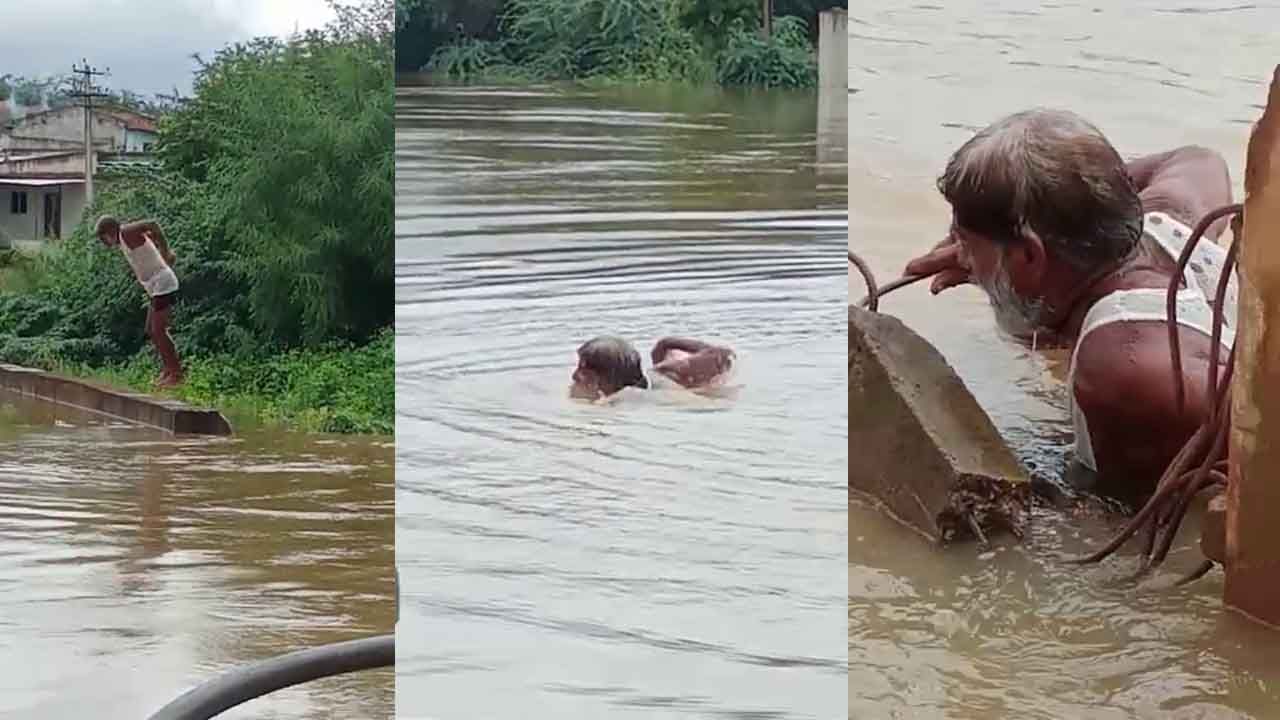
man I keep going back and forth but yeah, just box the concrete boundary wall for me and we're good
[0,363,232,435]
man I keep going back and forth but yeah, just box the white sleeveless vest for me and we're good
[1066,212,1237,471]
[119,230,179,297]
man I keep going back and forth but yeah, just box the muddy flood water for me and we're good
[396,81,847,718]
[0,393,394,719]
[849,2,1280,719]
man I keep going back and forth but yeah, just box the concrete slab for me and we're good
[0,363,232,436]
[850,305,1031,544]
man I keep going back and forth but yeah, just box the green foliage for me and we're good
[776,0,846,36]
[63,328,394,434]
[409,0,825,88]
[395,0,505,70]
[158,9,393,348]
[716,15,816,88]
[676,0,759,48]
[470,0,709,83]
[0,80,10,102]
[13,81,43,107]
[427,38,512,80]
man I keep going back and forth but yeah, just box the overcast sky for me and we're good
[0,0,337,96]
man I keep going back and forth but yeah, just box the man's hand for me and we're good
[903,234,971,294]
[163,250,176,266]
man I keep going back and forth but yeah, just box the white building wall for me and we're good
[60,184,88,240]
[4,107,128,150]
[0,184,87,246]
[0,187,40,245]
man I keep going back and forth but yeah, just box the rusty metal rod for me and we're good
[848,250,880,311]
[1075,204,1243,574]
[1175,559,1216,587]
[1208,232,1241,418]
[1167,203,1243,412]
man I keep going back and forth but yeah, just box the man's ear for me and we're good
[1005,226,1048,294]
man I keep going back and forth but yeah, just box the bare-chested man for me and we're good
[902,108,1235,504]
[570,336,735,400]
[96,215,185,387]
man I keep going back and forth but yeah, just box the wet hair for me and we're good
[577,336,649,393]
[937,108,1143,272]
[95,215,120,236]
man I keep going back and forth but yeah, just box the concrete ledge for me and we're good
[850,306,1031,543]
[0,363,232,436]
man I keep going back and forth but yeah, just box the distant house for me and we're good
[0,104,159,155]
[0,104,158,248]
[0,150,88,249]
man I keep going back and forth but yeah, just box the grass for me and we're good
[50,327,394,435]
[0,247,44,294]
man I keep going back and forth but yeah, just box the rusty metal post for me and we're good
[1224,65,1280,627]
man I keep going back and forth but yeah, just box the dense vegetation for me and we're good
[396,0,844,88]
[0,0,395,435]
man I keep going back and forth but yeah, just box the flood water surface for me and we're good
[849,3,1280,718]
[396,82,847,719]
[0,393,394,719]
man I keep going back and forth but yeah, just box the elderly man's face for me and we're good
[952,221,1045,339]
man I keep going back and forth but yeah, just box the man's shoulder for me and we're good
[1075,319,1213,425]
[1072,323,1177,418]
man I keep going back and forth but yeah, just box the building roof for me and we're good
[102,109,159,133]
[0,177,85,186]
[0,150,80,163]
[5,104,159,134]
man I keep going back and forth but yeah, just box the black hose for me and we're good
[147,634,394,720]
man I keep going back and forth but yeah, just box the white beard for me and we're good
[978,257,1044,340]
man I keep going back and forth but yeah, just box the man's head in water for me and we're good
[571,336,649,400]
[95,216,121,246]
[938,108,1143,338]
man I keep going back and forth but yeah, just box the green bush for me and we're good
[409,0,824,88]
[676,0,759,49]
[160,24,394,347]
[715,15,816,88]
[427,37,512,79]
[61,328,394,435]
[482,0,710,83]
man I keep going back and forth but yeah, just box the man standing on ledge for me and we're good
[96,215,185,387]
[902,109,1236,504]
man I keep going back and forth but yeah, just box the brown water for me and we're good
[849,3,1280,718]
[396,80,846,719]
[0,392,394,719]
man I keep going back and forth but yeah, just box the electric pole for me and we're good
[69,60,110,205]
[762,0,773,38]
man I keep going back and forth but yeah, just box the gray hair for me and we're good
[577,336,648,393]
[94,215,120,235]
[937,108,1143,271]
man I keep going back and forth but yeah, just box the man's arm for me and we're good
[140,221,175,263]
[650,337,733,389]
[1126,146,1234,239]
[1071,325,1219,502]
[650,336,715,365]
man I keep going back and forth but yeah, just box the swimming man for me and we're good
[570,336,735,400]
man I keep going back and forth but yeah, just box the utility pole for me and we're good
[69,60,110,206]
[762,0,773,38]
